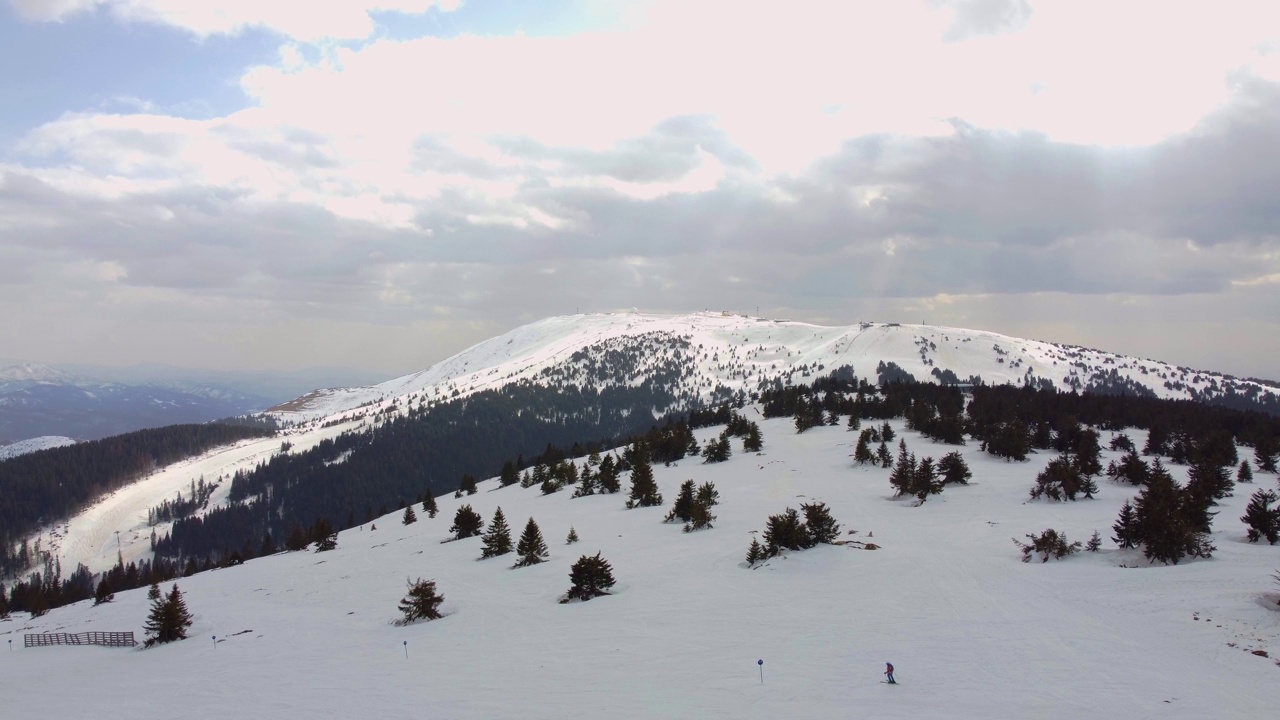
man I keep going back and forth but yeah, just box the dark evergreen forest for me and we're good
[152,380,710,561]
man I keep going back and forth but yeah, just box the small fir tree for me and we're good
[666,480,697,523]
[563,553,615,602]
[1085,530,1103,552]
[566,526,579,544]
[1112,500,1140,549]
[144,583,193,645]
[1237,460,1253,484]
[397,578,444,624]
[684,497,716,532]
[423,490,439,519]
[597,455,621,494]
[745,537,765,566]
[148,582,162,601]
[625,452,663,508]
[854,432,873,465]
[1241,489,1280,544]
[499,460,520,487]
[696,481,720,508]
[743,423,764,452]
[480,507,513,558]
[514,518,550,567]
[450,505,484,539]
[1014,529,1081,563]
[875,440,893,468]
[459,474,478,496]
[763,508,810,555]
[801,502,841,544]
[881,422,895,443]
[93,578,114,606]
[937,451,972,485]
[402,505,418,525]
[314,532,338,552]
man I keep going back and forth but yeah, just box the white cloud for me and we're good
[7,0,461,40]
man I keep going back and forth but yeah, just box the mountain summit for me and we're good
[269,312,1280,423]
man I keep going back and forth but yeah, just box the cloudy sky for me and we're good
[2,0,1279,381]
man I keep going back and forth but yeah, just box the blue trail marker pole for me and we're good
[404,640,409,659]
[758,659,764,683]
[212,635,217,649]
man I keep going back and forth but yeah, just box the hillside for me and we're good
[268,312,1280,426]
[3,413,1277,719]
[12,311,1280,581]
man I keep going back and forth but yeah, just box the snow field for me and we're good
[3,415,1278,719]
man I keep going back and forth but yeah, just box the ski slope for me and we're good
[4,414,1278,719]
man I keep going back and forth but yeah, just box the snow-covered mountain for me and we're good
[0,436,77,462]
[269,312,1280,425]
[6,414,1278,719]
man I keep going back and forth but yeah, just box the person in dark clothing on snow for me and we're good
[884,662,896,684]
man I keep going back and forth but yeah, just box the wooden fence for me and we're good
[24,631,137,648]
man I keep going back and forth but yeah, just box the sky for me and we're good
[1,0,1278,381]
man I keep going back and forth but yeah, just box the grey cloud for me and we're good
[930,0,1034,42]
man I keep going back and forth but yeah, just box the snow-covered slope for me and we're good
[268,312,1280,425]
[5,416,1278,719]
[0,436,77,462]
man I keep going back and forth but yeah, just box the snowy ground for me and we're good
[0,435,77,461]
[3,414,1278,719]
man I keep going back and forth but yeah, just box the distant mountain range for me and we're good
[0,362,383,447]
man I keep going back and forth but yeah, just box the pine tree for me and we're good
[875,440,892,468]
[461,474,478,495]
[684,496,716,532]
[450,505,484,539]
[499,460,520,487]
[480,507,513,558]
[763,508,809,555]
[1113,500,1139,549]
[846,412,861,432]
[854,431,873,465]
[93,578,114,606]
[1241,489,1280,544]
[745,537,765,566]
[888,441,916,498]
[563,553,615,602]
[597,455,621,494]
[147,582,161,601]
[397,578,444,624]
[1254,438,1278,473]
[573,466,597,497]
[314,532,337,552]
[937,451,971,485]
[913,457,939,502]
[696,481,720,508]
[144,583,193,645]
[1085,530,1102,552]
[666,480,696,523]
[423,490,438,519]
[881,422,895,443]
[801,502,841,544]
[1237,460,1253,484]
[625,451,663,508]
[566,526,579,544]
[743,423,763,452]
[514,517,549,567]
[402,505,417,525]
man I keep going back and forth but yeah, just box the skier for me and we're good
[884,662,896,684]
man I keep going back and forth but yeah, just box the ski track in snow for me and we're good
[4,416,1279,719]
